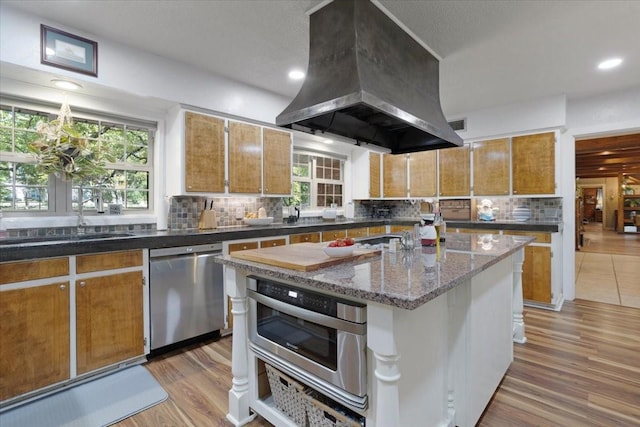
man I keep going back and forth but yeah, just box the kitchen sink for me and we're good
[0,232,135,245]
[355,234,402,246]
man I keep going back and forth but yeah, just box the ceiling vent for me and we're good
[448,119,466,132]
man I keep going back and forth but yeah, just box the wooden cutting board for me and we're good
[229,242,381,272]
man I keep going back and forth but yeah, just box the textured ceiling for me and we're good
[3,0,640,117]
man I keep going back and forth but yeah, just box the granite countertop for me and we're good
[217,233,533,310]
[0,217,558,263]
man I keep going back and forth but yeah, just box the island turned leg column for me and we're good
[368,303,400,427]
[226,267,256,426]
[512,249,527,344]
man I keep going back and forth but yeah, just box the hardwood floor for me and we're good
[114,300,640,427]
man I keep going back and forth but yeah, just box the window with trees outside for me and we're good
[285,150,344,210]
[0,98,155,215]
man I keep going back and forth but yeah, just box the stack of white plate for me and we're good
[512,206,531,222]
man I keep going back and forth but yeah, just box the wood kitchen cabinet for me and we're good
[263,128,292,195]
[473,138,510,196]
[409,151,437,197]
[347,227,369,238]
[322,229,347,242]
[383,154,408,198]
[228,121,262,194]
[439,145,470,196]
[184,112,225,193]
[289,232,321,244]
[520,245,552,303]
[511,132,555,195]
[76,271,144,374]
[0,258,70,401]
[228,241,260,253]
[1,251,148,404]
[381,152,436,198]
[502,231,555,305]
[76,250,145,374]
[260,238,287,248]
[370,152,382,198]
[368,225,386,236]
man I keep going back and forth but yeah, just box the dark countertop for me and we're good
[0,218,560,262]
[217,233,534,310]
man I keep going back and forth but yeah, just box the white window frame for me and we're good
[290,149,345,211]
[0,96,155,218]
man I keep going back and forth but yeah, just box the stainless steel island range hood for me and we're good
[276,0,463,154]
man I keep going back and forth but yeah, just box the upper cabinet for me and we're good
[409,151,437,197]
[383,154,408,198]
[511,132,555,195]
[182,111,292,196]
[369,153,382,198]
[228,121,262,194]
[439,145,470,196]
[262,128,293,195]
[351,131,557,201]
[185,112,225,193]
[473,138,510,196]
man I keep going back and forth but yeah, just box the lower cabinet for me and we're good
[0,250,148,404]
[76,271,145,374]
[289,232,321,244]
[453,229,560,308]
[322,229,347,242]
[0,281,70,401]
[521,245,552,303]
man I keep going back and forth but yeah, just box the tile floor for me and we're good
[575,221,640,308]
[575,251,640,308]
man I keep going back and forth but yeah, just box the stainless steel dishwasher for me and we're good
[149,243,224,350]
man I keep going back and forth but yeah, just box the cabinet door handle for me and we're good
[79,281,86,287]
[60,284,66,290]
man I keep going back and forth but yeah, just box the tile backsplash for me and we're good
[353,197,562,221]
[168,196,283,229]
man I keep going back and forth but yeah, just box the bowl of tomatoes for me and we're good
[323,237,356,257]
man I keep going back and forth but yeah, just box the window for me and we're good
[286,150,344,209]
[0,99,155,214]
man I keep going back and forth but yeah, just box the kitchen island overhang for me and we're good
[217,233,532,427]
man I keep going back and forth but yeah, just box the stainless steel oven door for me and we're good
[247,284,367,399]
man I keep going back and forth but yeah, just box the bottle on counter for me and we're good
[433,203,445,243]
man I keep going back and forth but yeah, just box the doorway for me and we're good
[575,133,640,309]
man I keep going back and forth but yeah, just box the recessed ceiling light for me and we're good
[597,58,623,70]
[288,69,305,80]
[51,79,82,90]
[323,138,334,144]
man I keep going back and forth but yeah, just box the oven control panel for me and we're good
[256,279,362,318]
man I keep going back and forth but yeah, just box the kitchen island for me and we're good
[217,233,532,427]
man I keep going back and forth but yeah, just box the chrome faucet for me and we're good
[399,231,414,250]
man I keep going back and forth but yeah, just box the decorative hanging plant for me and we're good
[28,102,109,182]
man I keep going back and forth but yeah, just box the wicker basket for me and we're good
[305,393,364,427]
[265,364,308,426]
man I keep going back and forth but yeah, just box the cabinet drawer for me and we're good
[368,225,386,236]
[390,225,414,233]
[76,250,143,274]
[322,229,347,242]
[260,238,286,248]
[289,233,321,244]
[228,241,259,253]
[347,227,368,238]
[0,257,69,285]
